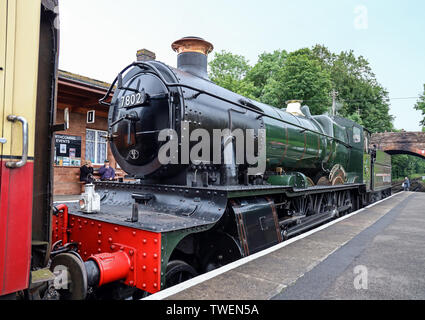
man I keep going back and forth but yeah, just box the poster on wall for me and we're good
[54,134,82,167]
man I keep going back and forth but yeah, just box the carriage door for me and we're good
[0,0,6,178]
[0,0,41,296]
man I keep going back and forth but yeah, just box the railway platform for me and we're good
[146,191,425,300]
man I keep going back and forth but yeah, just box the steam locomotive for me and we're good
[48,37,392,299]
[0,0,392,301]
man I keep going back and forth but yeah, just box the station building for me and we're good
[54,49,156,195]
[54,70,119,195]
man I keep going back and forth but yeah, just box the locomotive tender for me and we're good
[49,37,392,299]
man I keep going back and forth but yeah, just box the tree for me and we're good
[309,46,394,133]
[245,50,287,98]
[346,111,363,126]
[414,84,425,126]
[392,154,425,180]
[259,51,332,114]
[208,50,255,98]
[208,45,394,131]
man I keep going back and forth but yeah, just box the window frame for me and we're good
[85,128,108,165]
[352,126,362,144]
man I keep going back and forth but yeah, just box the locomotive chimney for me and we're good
[171,36,214,79]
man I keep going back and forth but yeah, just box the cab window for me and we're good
[353,126,361,144]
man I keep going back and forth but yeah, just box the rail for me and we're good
[392,178,424,193]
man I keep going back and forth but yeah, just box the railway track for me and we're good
[392,178,425,193]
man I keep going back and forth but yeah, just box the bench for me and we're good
[76,170,124,193]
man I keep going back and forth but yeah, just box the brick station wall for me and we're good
[53,106,125,195]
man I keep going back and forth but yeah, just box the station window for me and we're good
[86,129,108,165]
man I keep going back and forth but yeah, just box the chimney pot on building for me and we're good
[136,49,156,62]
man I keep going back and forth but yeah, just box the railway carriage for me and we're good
[0,0,59,299]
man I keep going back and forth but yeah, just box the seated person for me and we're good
[99,160,115,181]
[80,161,94,183]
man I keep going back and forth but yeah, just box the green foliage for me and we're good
[208,51,255,98]
[392,154,425,180]
[346,112,363,126]
[208,44,394,132]
[260,51,332,114]
[245,50,287,97]
[308,46,394,133]
[414,84,425,127]
[209,50,251,81]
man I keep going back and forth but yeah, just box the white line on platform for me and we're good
[143,191,403,300]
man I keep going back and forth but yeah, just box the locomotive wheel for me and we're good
[337,191,353,215]
[314,193,335,215]
[165,260,197,289]
[332,175,345,185]
[200,232,243,273]
[316,176,331,186]
[290,195,314,217]
[50,253,87,300]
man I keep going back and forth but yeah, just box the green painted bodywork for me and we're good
[160,231,189,289]
[373,150,392,191]
[262,106,364,184]
[160,224,213,290]
[363,154,372,191]
[267,172,309,188]
[264,113,331,171]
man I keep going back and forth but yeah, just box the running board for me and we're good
[285,203,353,238]
[286,212,335,238]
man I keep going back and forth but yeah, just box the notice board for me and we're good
[54,134,82,167]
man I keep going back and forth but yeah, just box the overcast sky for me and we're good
[59,0,425,131]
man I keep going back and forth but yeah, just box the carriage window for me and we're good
[353,127,361,143]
